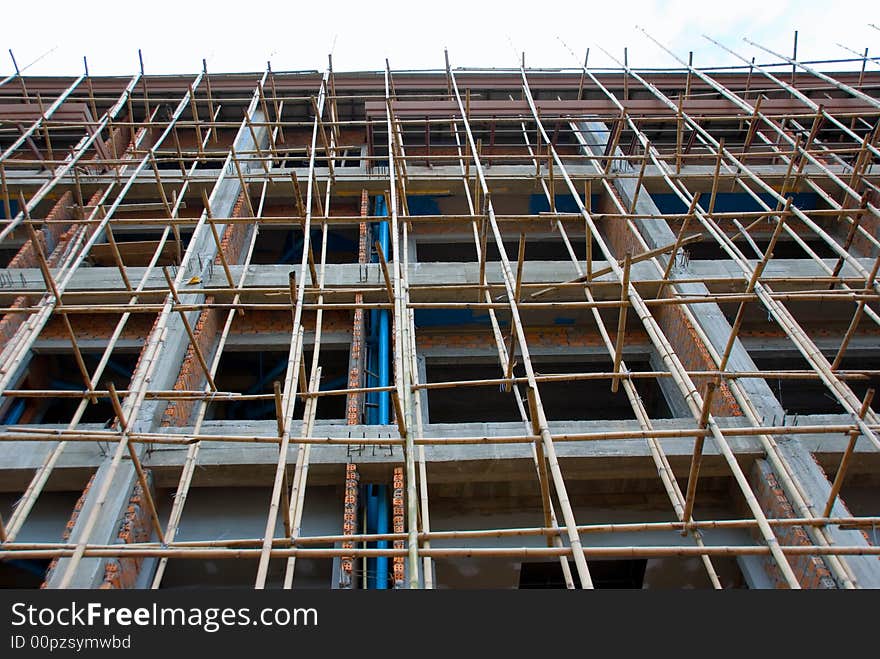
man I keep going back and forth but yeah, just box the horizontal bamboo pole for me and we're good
[20,206,860,228]
[2,544,880,561]
[2,423,875,447]
[1,289,875,317]
[3,515,878,551]
[2,368,875,401]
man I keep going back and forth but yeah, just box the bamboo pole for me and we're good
[610,251,631,393]
[9,513,880,551]
[8,544,880,561]
[680,381,718,527]
[823,388,875,518]
[284,124,339,588]
[385,59,422,589]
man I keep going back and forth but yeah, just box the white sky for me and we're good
[2,0,879,76]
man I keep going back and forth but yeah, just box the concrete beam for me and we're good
[3,415,877,489]
[773,440,880,587]
[0,257,871,305]
[5,162,874,193]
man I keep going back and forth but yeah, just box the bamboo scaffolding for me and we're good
[448,51,596,589]
[283,110,341,589]
[468,90,574,587]
[613,47,880,451]
[3,124,187,543]
[527,73,725,587]
[533,52,802,586]
[4,51,880,592]
[151,107,282,589]
[254,68,327,589]
[592,38,867,586]
[48,71,223,588]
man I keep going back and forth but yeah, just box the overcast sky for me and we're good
[3,0,878,77]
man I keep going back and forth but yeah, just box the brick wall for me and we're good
[41,474,96,588]
[162,192,249,426]
[1,191,73,350]
[102,124,134,168]
[416,326,648,352]
[655,304,742,416]
[852,212,879,259]
[226,309,351,338]
[162,295,222,426]
[846,189,879,259]
[749,459,836,589]
[98,473,156,589]
[340,462,359,587]
[598,185,741,416]
[392,466,405,588]
[346,190,369,425]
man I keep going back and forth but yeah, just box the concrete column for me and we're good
[575,120,880,588]
[45,113,270,588]
[574,120,779,420]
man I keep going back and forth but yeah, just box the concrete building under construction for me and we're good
[0,38,879,589]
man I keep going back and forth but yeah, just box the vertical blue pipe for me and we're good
[365,485,378,589]
[375,195,390,428]
[375,484,389,589]
[364,484,389,589]
[362,196,392,589]
[1,398,26,425]
[367,311,376,425]
[374,194,391,589]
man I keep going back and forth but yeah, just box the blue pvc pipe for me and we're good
[364,484,389,589]
[375,484,389,589]
[367,308,378,425]
[361,196,392,590]
[365,486,378,589]
[375,195,391,589]
[2,398,26,425]
[375,195,390,427]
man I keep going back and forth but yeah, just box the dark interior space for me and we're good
[519,560,648,589]
[251,227,359,265]
[425,360,671,423]
[0,559,51,588]
[0,242,21,268]
[837,480,880,546]
[686,237,839,261]
[87,229,196,267]
[210,349,349,421]
[426,363,520,422]
[417,238,599,263]
[7,352,139,425]
[524,360,672,421]
[0,490,83,587]
[752,355,880,415]
[159,557,332,589]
